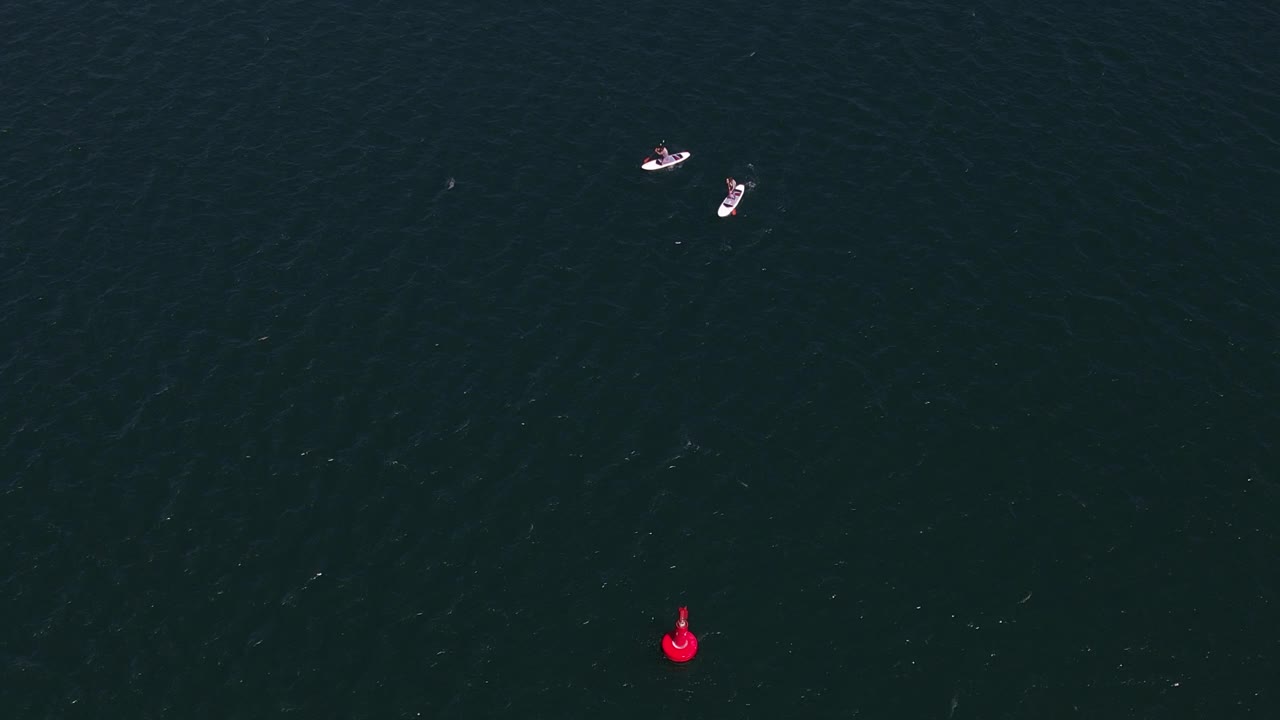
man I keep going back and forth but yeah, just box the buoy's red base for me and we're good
[662,631,698,662]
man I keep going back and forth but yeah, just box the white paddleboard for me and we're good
[717,184,746,217]
[641,151,691,171]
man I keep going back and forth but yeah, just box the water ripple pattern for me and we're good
[3,1,1278,717]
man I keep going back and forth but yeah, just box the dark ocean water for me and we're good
[4,1,1280,717]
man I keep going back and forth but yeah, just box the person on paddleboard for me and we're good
[725,177,737,194]
[653,145,670,165]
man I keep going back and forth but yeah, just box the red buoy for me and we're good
[661,606,698,662]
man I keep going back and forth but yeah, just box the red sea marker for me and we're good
[661,606,698,662]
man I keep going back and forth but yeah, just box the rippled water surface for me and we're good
[4,1,1279,717]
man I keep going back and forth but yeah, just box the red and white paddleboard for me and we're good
[641,151,691,171]
[718,183,745,217]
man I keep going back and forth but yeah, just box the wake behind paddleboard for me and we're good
[717,183,745,217]
[641,152,691,171]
